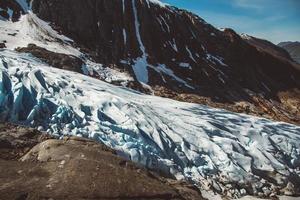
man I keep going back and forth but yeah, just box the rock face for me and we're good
[0,123,203,200]
[242,34,293,62]
[242,35,300,71]
[2,0,300,125]
[279,41,300,64]
[16,44,84,73]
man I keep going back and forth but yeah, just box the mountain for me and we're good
[30,0,300,125]
[278,41,300,64]
[2,0,297,124]
[1,0,300,199]
[242,34,300,71]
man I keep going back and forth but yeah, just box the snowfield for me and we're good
[1,49,300,198]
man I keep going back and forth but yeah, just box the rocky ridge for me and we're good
[279,41,300,65]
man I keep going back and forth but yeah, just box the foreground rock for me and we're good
[0,123,203,200]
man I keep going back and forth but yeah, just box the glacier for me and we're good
[1,49,300,197]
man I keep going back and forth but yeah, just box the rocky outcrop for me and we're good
[0,123,203,200]
[16,44,84,73]
[0,43,6,48]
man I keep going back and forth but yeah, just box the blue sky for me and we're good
[161,0,300,44]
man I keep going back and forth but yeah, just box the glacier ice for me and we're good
[1,49,300,196]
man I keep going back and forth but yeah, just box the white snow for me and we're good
[82,60,133,85]
[170,39,178,52]
[185,46,197,63]
[146,0,167,8]
[159,15,170,33]
[149,63,194,89]
[122,0,126,14]
[0,13,81,56]
[179,62,192,69]
[123,28,127,45]
[241,33,252,40]
[1,49,300,198]
[131,0,149,84]
[0,12,132,86]
[206,53,228,67]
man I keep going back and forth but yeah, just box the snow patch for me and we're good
[150,64,194,89]
[179,62,192,69]
[206,53,228,67]
[146,0,167,7]
[131,0,149,84]
[0,13,81,56]
[185,46,197,63]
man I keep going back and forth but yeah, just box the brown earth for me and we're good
[0,123,204,200]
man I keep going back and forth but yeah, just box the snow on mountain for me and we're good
[131,0,149,84]
[146,0,167,8]
[1,49,300,198]
[28,0,300,125]
[0,12,133,85]
[0,13,80,56]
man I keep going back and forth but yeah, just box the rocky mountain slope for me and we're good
[0,123,202,200]
[0,0,300,125]
[278,41,300,64]
[242,34,300,72]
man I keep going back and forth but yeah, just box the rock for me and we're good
[0,123,53,160]
[0,42,6,49]
[0,0,26,21]
[281,182,296,196]
[16,44,84,73]
[262,187,271,197]
[0,123,204,200]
